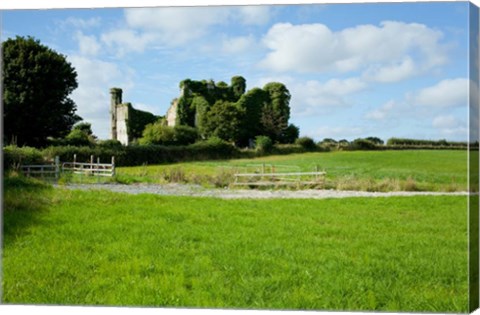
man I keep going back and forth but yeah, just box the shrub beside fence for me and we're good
[4,145,45,169]
[4,143,241,170]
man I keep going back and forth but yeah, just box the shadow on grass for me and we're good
[3,174,53,244]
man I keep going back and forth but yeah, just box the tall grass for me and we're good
[2,180,468,312]
[117,150,468,191]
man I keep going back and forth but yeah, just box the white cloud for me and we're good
[62,7,266,58]
[259,21,447,81]
[124,7,230,45]
[101,29,158,56]
[106,6,272,51]
[431,115,467,138]
[409,78,468,108]
[260,23,335,73]
[294,78,367,113]
[365,100,396,120]
[62,17,101,29]
[363,57,416,83]
[68,55,135,139]
[221,35,256,54]
[432,115,460,129]
[365,78,468,125]
[256,75,368,117]
[238,6,271,25]
[318,77,367,95]
[75,31,101,56]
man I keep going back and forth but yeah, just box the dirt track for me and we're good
[57,183,469,199]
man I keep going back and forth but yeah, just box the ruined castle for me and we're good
[110,76,267,145]
[110,88,160,145]
[110,79,228,144]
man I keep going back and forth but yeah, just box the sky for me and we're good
[0,1,474,142]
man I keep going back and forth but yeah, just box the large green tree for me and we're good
[263,82,291,120]
[261,82,291,141]
[236,87,268,144]
[2,36,81,147]
[201,100,245,142]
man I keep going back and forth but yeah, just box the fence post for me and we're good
[90,155,94,173]
[73,154,77,169]
[111,156,116,176]
[97,157,101,178]
[55,156,60,179]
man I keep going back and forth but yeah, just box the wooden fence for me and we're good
[20,155,115,179]
[62,154,115,177]
[233,163,326,187]
[20,156,61,179]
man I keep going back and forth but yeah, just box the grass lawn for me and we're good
[2,177,468,312]
[116,150,468,191]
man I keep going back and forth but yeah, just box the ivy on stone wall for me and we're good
[175,96,196,126]
[126,103,162,141]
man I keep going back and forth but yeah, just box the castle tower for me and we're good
[110,88,123,140]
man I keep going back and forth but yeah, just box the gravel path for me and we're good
[57,183,469,199]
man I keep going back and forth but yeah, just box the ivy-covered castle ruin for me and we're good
[110,76,298,146]
[110,88,160,145]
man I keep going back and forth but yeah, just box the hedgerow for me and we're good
[4,145,45,169]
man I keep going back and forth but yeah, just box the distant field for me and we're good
[2,177,468,312]
[116,150,468,191]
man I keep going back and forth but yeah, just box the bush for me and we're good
[319,138,337,145]
[3,145,45,169]
[365,137,384,145]
[139,123,175,145]
[350,138,378,150]
[279,124,300,144]
[64,129,94,146]
[272,144,306,155]
[120,138,238,166]
[140,123,200,146]
[255,136,273,154]
[189,137,238,160]
[386,137,468,148]
[338,139,350,148]
[42,145,121,165]
[173,125,199,145]
[121,145,173,166]
[4,134,239,170]
[295,137,317,151]
[318,138,338,150]
[97,139,123,149]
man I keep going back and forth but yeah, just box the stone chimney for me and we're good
[110,88,123,140]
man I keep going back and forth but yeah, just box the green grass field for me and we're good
[2,176,468,312]
[115,150,468,191]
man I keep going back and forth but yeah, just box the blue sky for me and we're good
[1,2,472,142]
